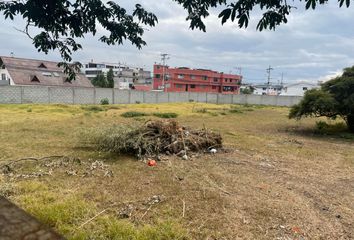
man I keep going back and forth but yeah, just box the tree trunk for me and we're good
[347,114,354,133]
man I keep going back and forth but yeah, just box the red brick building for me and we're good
[153,65,242,94]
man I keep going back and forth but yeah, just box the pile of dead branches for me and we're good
[86,120,222,159]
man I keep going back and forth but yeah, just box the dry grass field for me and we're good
[0,103,353,240]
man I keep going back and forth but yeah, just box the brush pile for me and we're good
[86,120,222,159]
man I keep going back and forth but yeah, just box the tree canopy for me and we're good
[106,69,115,88]
[0,0,352,78]
[91,72,108,88]
[289,66,354,132]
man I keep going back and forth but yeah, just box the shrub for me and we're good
[314,121,348,135]
[153,112,178,118]
[100,98,109,105]
[121,111,148,118]
[27,108,32,112]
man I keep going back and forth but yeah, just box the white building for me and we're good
[281,81,319,96]
[82,62,152,90]
[253,84,283,95]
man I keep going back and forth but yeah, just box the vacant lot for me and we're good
[0,103,353,240]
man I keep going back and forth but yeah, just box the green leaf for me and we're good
[218,8,231,25]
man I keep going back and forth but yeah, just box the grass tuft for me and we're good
[121,111,148,118]
[80,105,105,112]
[153,112,178,118]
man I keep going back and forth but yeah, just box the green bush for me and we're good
[153,112,178,118]
[121,111,148,118]
[100,98,109,105]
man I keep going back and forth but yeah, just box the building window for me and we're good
[190,84,196,88]
[212,86,217,89]
[200,85,207,89]
[202,76,208,80]
[190,75,196,80]
[156,66,160,69]
[303,87,308,91]
[262,87,267,90]
[175,84,183,88]
[213,78,218,82]
[177,74,184,79]
[155,74,161,78]
[30,75,40,82]
[42,72,52,77]
[85,70,102,75]
[1,73,6,80]
[38,63,47,69]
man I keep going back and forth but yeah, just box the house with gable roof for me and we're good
[0,56,93,88]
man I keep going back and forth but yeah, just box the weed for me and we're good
[208,112,219,117]
[153,112,178,118]
[229,109,243,114]
[121,111,148,118]
[27,108,32,112]
[81,105,105,112]
[0,181,15,197]
[53,104,70,108]
[195,108,208,113]
[100,98,109,105]
[104,105,120,110]
[84,112,92,117]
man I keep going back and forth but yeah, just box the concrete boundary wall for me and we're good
[0,86,302,106]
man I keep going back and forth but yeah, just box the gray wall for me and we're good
[0,86,302,106]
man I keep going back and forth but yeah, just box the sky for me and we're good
[1,1,354,84]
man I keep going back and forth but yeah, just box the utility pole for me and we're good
[161,53,169,92]
[266,65,273,95]
[281,72,284,85]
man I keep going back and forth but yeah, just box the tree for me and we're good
[240,86,255,94]
[289,66,354,132]
[91,73,107,88]
[106,69,115,88]
[0,0,351,79]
